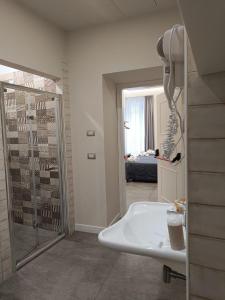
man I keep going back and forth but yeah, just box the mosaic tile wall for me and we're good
[4,90,63,232]
[1,67,75,230]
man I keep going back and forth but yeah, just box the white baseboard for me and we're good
[75,213,121,234]
[109,212,121,226]
[75,223,104,234]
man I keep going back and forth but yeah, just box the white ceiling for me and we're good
[179,0,225,75]
[15,0,177,31]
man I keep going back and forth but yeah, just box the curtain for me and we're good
[145,96,155,150]
[124,96,145,156]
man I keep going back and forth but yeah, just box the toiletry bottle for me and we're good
[167,209,185,251]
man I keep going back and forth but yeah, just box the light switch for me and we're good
[87,130,95,136]
[87,153,96,159]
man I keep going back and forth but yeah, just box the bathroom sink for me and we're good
[98,202,186,274]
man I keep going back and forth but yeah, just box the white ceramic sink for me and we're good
[98,202,186,274]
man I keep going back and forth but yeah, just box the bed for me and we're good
[125,155,157,183]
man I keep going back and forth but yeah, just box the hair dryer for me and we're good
[157,25,184,110]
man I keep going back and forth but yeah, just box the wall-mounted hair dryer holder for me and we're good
[157,24,184,107]
[156,24,185,161]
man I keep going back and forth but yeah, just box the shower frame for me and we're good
[0,82,68,270]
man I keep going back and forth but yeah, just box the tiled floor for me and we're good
[14,223,58,263]
[0,232,186,300]
[126,182,158,208]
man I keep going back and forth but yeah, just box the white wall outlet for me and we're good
[87,130,95,136]
[87,153,96,159]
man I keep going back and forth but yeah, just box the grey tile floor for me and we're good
[14,223,58,263]
[0,232,186,300]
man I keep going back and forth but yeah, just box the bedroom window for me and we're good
[124,94,155,156]
[124,96,145,156]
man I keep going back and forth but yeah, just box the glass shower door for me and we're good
[29,92,63,245]
[3,88,37,262]
[2,85,64,264]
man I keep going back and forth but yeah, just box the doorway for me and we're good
[122,86,163,210]
[0,83,65,267]
[118,82,185,213]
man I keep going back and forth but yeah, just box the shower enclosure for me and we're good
[0,83,66,267]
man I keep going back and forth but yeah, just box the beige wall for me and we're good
[0,0,65,78]
[68,9,181,227]
[187,42,225,300]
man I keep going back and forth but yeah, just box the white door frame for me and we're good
[116,78,163,216]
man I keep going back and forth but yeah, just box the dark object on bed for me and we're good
[155,149,159,157]
[125,155,157,183]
